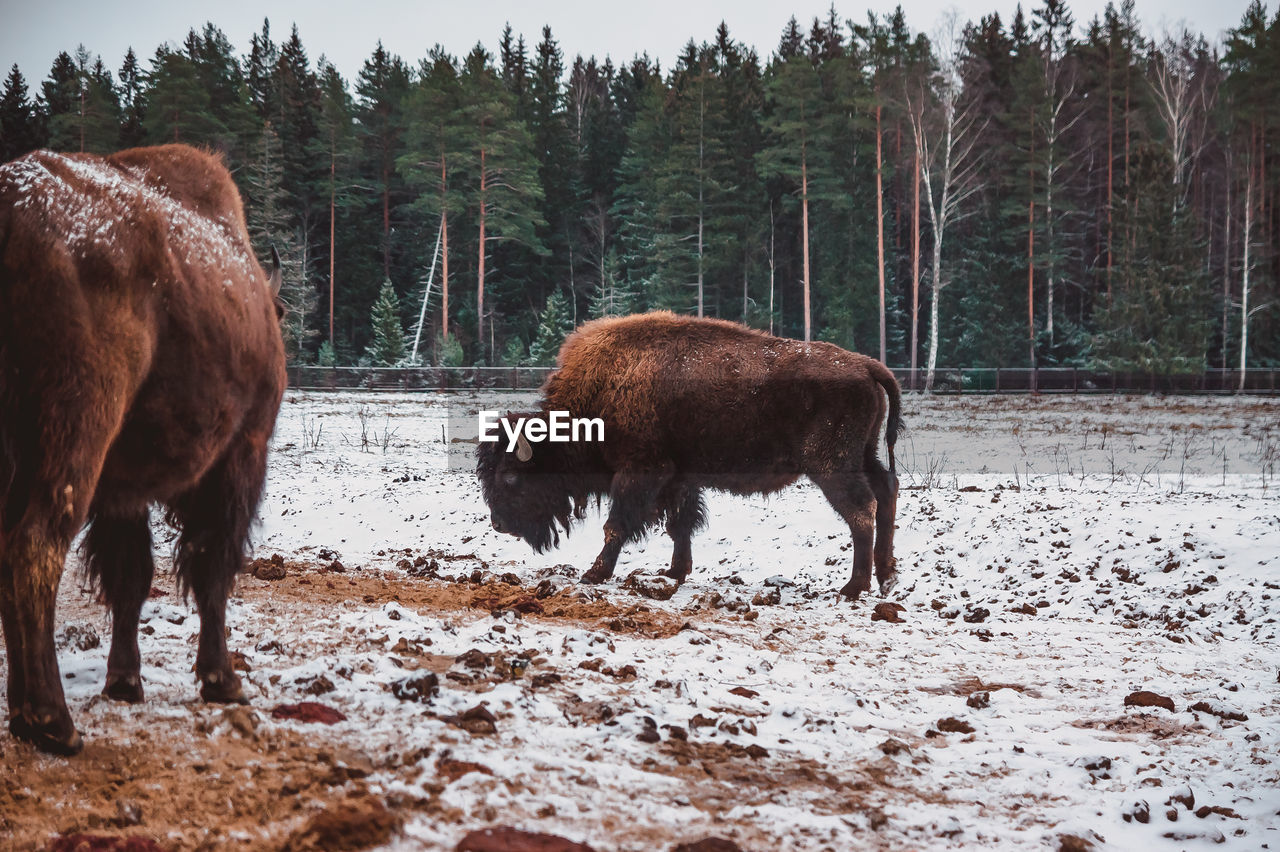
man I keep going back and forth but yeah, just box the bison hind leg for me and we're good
[170,435,268,705]
[812,473,876,602]
[865,454,899,596]
[83,510,154,703]
[661,484,705,583]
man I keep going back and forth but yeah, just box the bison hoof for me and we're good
[10,714,84,756]
[200,672,248,705]
[877,571,899,597]
[581,565,613,584]
[662,566,690,583]
[103,673,145,704]
[839,581,869,601]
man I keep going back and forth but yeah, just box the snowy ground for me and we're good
[2,392,1277,851]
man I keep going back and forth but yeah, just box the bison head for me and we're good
[476,412,591,553]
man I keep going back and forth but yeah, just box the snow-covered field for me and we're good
[3,392,1277,851]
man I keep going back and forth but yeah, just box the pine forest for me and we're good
[2,2,1277,386]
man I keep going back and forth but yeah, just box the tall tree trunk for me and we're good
[1046,146,1055,348]
[911,145,920,389]
[875,103,887,364]
[697,96,705,318]
[1106,47,1114,304]
[329,140,336,348]
[1124,75,1131,266]
[441,162,449,342]
[1027,110,1036,385]
[801,146,811,342]
[926,222,942,392]
[768,199,776,335]
[1239,156,1253,390]
[1221,156,1231,369]
[477,147,486,362]
[382,168,391,279]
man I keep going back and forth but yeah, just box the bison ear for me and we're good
[268,245,282,297]
[516,432,533,463]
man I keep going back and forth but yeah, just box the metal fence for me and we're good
[891,367,1280,394]
[288,365,553,391]
[287,364,1280,394]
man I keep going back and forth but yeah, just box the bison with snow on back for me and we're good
[0,145,286,755]
[477,311,901,600]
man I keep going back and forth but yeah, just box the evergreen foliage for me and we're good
[7,5,1277,373]
[367,279,407,366]
[527,287,575,365]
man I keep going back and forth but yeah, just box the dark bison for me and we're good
[0,145,286,754]
[477,311,901,600]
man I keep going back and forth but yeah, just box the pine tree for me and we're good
[528,26,574,311]
[246,19,279,118]
[367,279,407,365]
[758,53,824,340]
[612,75,671,310]
[356,42,411,282]
[527,288,575,365]
[246,122,315,358]
[143,45,226,145]
[40,51,79,142]
[183,24,256,156]
[456,44,547,362]
[400,47,464,346]
[316,339,338,367]
[0,65,42,160]
[588,249,635,317]
[437,332,466,367]
[43,48,120,154]
[117,49,146,147]
[311,60,358,353]
[1093,142,1210,371]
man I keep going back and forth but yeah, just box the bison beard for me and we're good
[0,146,286,755]
[476,311,901,601]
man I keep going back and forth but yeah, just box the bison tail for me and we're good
[870,361,902,473]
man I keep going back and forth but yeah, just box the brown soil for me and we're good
[0,561,824,851]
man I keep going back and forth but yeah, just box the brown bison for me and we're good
[477,312,901,600]
[0,145,286,755]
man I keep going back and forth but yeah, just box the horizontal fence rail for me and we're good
[287,365,1280,394]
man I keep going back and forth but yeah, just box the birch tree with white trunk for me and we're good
[906,12,986,392]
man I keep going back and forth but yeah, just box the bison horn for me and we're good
[268,245,282,297]
[515,432,533,462]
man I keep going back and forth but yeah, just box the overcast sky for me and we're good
[1,0,1252,87]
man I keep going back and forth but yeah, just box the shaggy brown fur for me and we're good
[477,311,901,600]
[0,145,286,755]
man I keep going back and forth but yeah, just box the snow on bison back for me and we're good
[477,311,902,600]
[0,145,286,755]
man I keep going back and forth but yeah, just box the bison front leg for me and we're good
[582,468,671,585]
[172,436,268,705]
[83,513,155,703]
[3,527,83,755]
[813,473,877,602]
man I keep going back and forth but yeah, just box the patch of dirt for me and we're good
[652,737,911,820]
[0,723,399,851]
[279,796,400,851]
[245,565,687,639]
